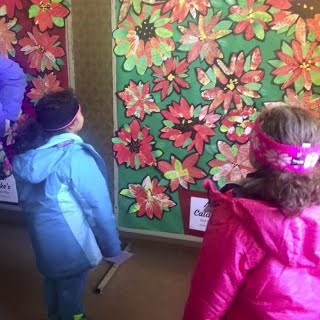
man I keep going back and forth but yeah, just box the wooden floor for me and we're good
[0,220,199,320]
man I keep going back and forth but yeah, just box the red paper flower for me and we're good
[178,11,232,65]
[158,153,206,191]
[0,0,23,18]
[27,73,63,103]
[208,141,254,187]
[117,81,159,120]
[267,0,320,44]
[29,0,70,32]
[112,119,161,169]
[199,48,264,112]
[307,14,320,41]
[229,0,272,40]
[19,26,65,72]
[160,97,221,155]
[124,176,176,220]
[162,0,210,22]
[113,6,175,75]
[271,40,320,91]
[220,106,257,144]
[152,57,190,100]
[0,18,17,57]
[284,88,320,118]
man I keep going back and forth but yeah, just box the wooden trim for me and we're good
[111,0,120,226]
[65,0,75,90]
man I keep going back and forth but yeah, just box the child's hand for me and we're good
[104,250,133,265]
[204,204,213,213]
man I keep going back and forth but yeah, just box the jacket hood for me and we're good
[204,179,320,268]
[13,133,82,184]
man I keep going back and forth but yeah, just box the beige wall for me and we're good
[71,1,114,193]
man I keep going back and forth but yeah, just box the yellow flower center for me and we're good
[298,3,314,10]
[292,1,319,18]
[37,45,45,53]
[300,61,311,70]
[239,120,249,129]
[247,8,255,23]
[199,31,207,41]
[39,2,51,12]
[146,189,154,202]
[178,167,189,178]
[225,78,238,91]
[167,73,175,82]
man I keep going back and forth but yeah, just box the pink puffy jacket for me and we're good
[183,180,320,320]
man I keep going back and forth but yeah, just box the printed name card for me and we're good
[0,175,18,203]
[189,196,211,232]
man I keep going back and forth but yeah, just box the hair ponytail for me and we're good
[13,117,47,154]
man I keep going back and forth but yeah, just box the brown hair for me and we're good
[242,105,320,216]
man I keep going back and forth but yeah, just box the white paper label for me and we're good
[0,175,18,203]
[189,196,211,232]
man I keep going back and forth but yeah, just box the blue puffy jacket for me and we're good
[13,133,121,278]
[0,55,26,136]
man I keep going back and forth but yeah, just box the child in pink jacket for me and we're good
[183,105,320,320]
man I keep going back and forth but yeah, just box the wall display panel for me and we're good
[112,0,320,239]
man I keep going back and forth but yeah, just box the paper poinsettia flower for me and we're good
[269,40,320,91]
[160,97,221,155]
[19,26,65,72]
[158,153,206,191]
[229,0,272,41]
[220,106,258,144]
[112,119,162,169]
[152,57,190,100]
[120,176,176,220]
[0,17,18,57]
[27,73,63,103]
[267,0,320,44]
[118,0,167,22]
[162,0,210,22]
[284,88,320,118]
[113,5,175,75]
[208,141,254,187]
[0,0,23,18]
[198,48,264,112]
[117,81,159,120]
[29,0,70,32]
[178,11,232,65]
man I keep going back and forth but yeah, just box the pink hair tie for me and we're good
[250,120,320,174]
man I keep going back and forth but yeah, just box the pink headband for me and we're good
[45,105,81,131]
[250,120,320,173]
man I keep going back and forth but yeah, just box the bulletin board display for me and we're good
[112,0,320,240]
[0,0,72,203]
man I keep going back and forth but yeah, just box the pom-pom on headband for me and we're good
[250,119,320,173]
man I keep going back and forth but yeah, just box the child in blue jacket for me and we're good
[12,89,121,320]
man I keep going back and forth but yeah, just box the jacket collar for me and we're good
[37,133,83,150]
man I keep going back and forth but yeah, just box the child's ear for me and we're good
[65,119,77,132]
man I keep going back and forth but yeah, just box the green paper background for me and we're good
[113,0,320,236]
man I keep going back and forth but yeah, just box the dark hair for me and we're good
[241,105,320,216]
[14,89,79,154]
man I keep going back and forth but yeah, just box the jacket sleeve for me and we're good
[183,180,264,320]
[0,55,26,136]
[69,148,121,258]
